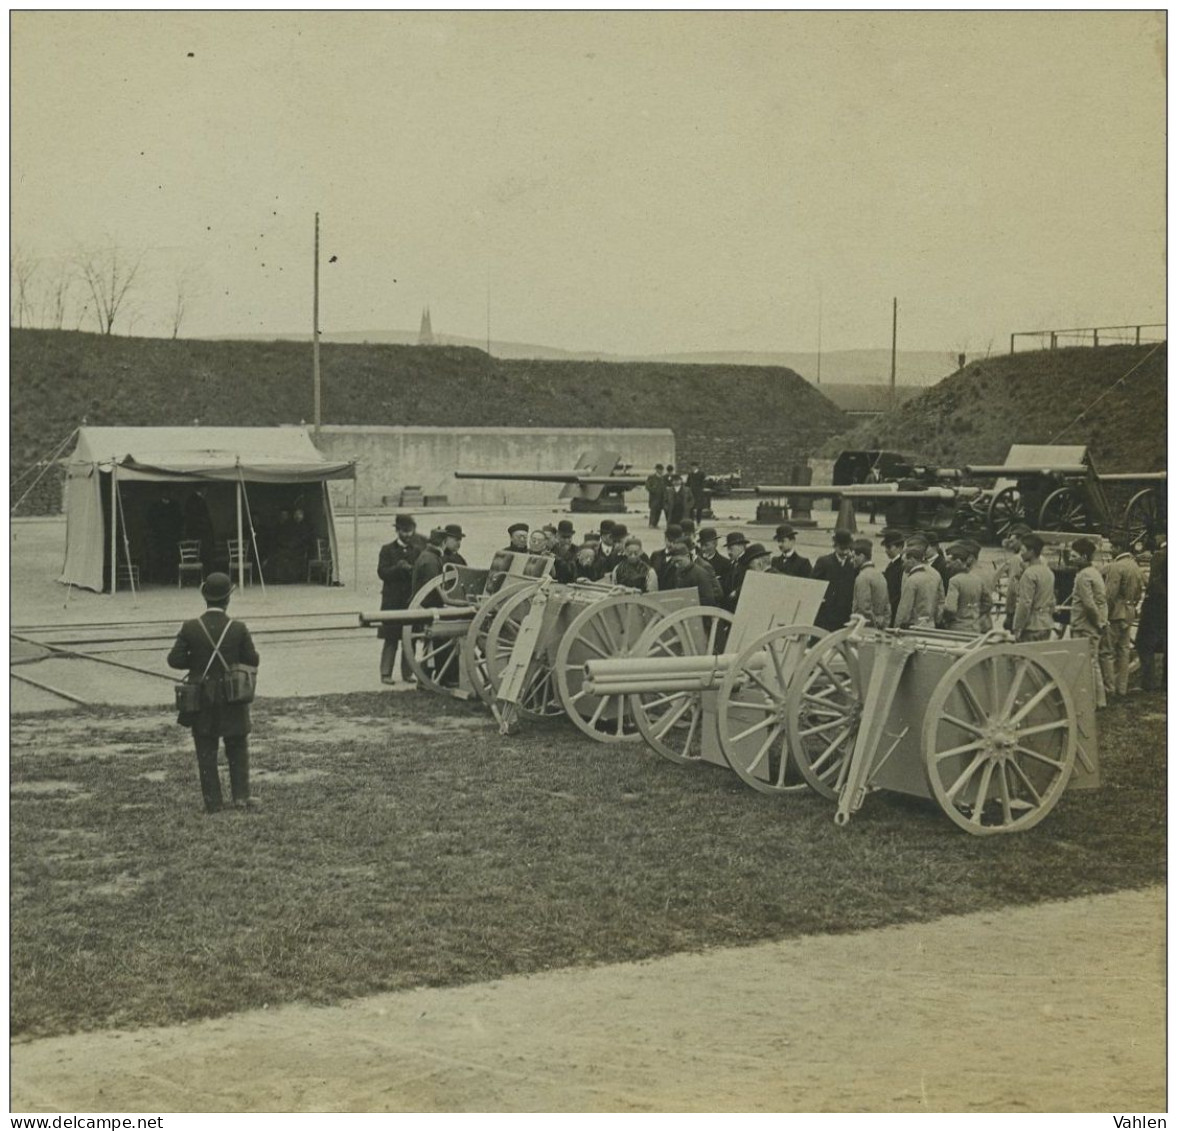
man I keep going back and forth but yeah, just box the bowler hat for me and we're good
[395,513,416,531]
[665,523,683,539]
[444,524,465,539]
[201,572,233,602]
[832,528,854,548]
[697,527,718,544]
[507,522,529,536]
[744,542,772,563]
[879,527,906,546]
[612,522,628,538]
[774,524,797,541]
[557,519,576,536]
[725,531,748,547]
[599,519,617,534]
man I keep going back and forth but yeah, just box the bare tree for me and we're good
[74,240,144,335]
[41,261,74,329]
[10,245,39,328]
[170,265,200,339]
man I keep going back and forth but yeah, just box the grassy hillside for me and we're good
[822,344,1167,472]
[10,330,847,512]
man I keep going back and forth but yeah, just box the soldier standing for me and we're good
[940,543,984,633]
[1069,537,1109,707]
[1101,536,1144,698]
[850,538,891,628]
[1135,544,1166,692]
[1011,533,1056,642]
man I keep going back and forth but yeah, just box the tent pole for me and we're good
[238,467,267,596]
[109,462,118,596]
[115,477,138,600]
[235,473,245,592]
[352,465,359,592]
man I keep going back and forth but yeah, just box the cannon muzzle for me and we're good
[359,607,477,628]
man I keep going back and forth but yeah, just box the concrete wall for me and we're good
[315,426,676,508]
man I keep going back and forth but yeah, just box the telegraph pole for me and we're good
[313,212,321,438]
[890,297,898,409]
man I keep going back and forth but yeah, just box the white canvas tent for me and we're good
[60,426,358,594]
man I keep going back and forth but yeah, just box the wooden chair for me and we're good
[177,540,204,588]
[116,561,141,589]
[307,538,333,584]
[227,538,253,587]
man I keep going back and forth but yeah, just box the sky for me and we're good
[9,10,1167,354]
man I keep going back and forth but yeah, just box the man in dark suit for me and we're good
[503,522,530,553]
[551,519,579,583]
[650,523,684,590]
[879,527,907,626]
[686,462,707,523]
[663,540,721,607]
[924,530,952,591]
[167,572,261,814]
[410,528,460,687]
[378,513,424,684]
[811,528,858,631]
[770,524,812,577]
[696,527,732,602]
[663,475,693,526]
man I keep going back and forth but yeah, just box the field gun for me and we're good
[454,448,659,513]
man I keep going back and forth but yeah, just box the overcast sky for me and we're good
[10,11,1166,354]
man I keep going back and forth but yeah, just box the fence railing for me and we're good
[1009,323,1166,353]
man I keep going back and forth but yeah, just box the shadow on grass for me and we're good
[10,690,1165,1038]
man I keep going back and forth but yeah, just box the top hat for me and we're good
[557,520,576,537]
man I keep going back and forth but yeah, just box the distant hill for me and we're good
[821,343,1167,473]
[11,329,848,513]
[210,329,958,385]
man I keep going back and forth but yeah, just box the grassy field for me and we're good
[10,689,1165,1039]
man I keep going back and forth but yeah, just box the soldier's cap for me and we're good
[852,538,873,556]
[960,539,983,557]
[945,542,971,561]
[201,572,234,602]
[774,523,797,541]
[582,531,602,544]
[697,527,719,544]
[665,523,684,539]
[429,527,447,546]
[904,533,929,548]
[1021,533,1045,554]
[1072,537,1097,558]
[832,528,854,548]
[654,463,664,470]
[599,519,617,534]
[744,542,772,563]
[542,524,558,535]
[725,531,749,547]
[507,522,529,536]
[444,524,465,540]
[557,519,576,536]
[879,527,906,546]
[394,513,416,531]
[668,539,692,557]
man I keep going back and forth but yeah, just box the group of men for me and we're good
[644,462,707,528]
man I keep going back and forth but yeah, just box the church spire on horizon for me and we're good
[418,306,435,346]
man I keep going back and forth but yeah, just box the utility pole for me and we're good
[313,212,321,438]
[890,297,898,409]
[816,285,823,386]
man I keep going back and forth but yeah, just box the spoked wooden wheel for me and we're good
[923,645,1077,835]
[554,594,666,742]
[483,585,564,719]
[987,486,1026,543]
[783,628,863,800]
[630,606,735,764]
[716,624,824,793]
[1037,486,1092,533]
[401,576,466,694]
[461,584,529,707]
[1124,487,1166,552]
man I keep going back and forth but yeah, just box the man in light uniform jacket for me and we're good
[850,538,891,628]
[1069,537,1109,708]
[1101,535,1144,697]
[1011,533,1056,642]
[894,541,945,629]
[940,542,985,634]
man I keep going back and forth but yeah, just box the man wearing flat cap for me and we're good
[167,572,261,814]
[378,514,424,684]
[504,523,530,554]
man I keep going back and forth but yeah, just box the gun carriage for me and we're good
[965,444,1167,548]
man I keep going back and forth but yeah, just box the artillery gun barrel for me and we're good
[583,651,768,695]
[964,464,1088,477]
[1099,471,1168,482]
[358,607,477,628]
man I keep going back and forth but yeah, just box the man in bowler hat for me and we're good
[167,572,260,813]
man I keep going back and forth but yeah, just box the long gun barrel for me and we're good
[583,651,768,695]
[963,464,1089,477]
[358,607,476,628]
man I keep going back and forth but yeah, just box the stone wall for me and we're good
[315,426,675,509]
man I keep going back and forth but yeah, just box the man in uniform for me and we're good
[940,542,984,634]
[1135,543,1166,693]
[1011,533,1056,642]
[999,523,1034,631]
[645,464,667,529]
[894,540,945,629]
[377,513,424,684]
[167,572,261,814]
[811,528,858,631]
[504,522,530,553]
[1069,537,1109,707]
[850,538,890,627]
[770,524,812,577]
[879,528,907,626]
[1102,534,1144,698]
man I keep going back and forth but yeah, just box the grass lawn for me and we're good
[10,690,1166,1039]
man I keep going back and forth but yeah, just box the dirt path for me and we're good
[11,886,1164,1113]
